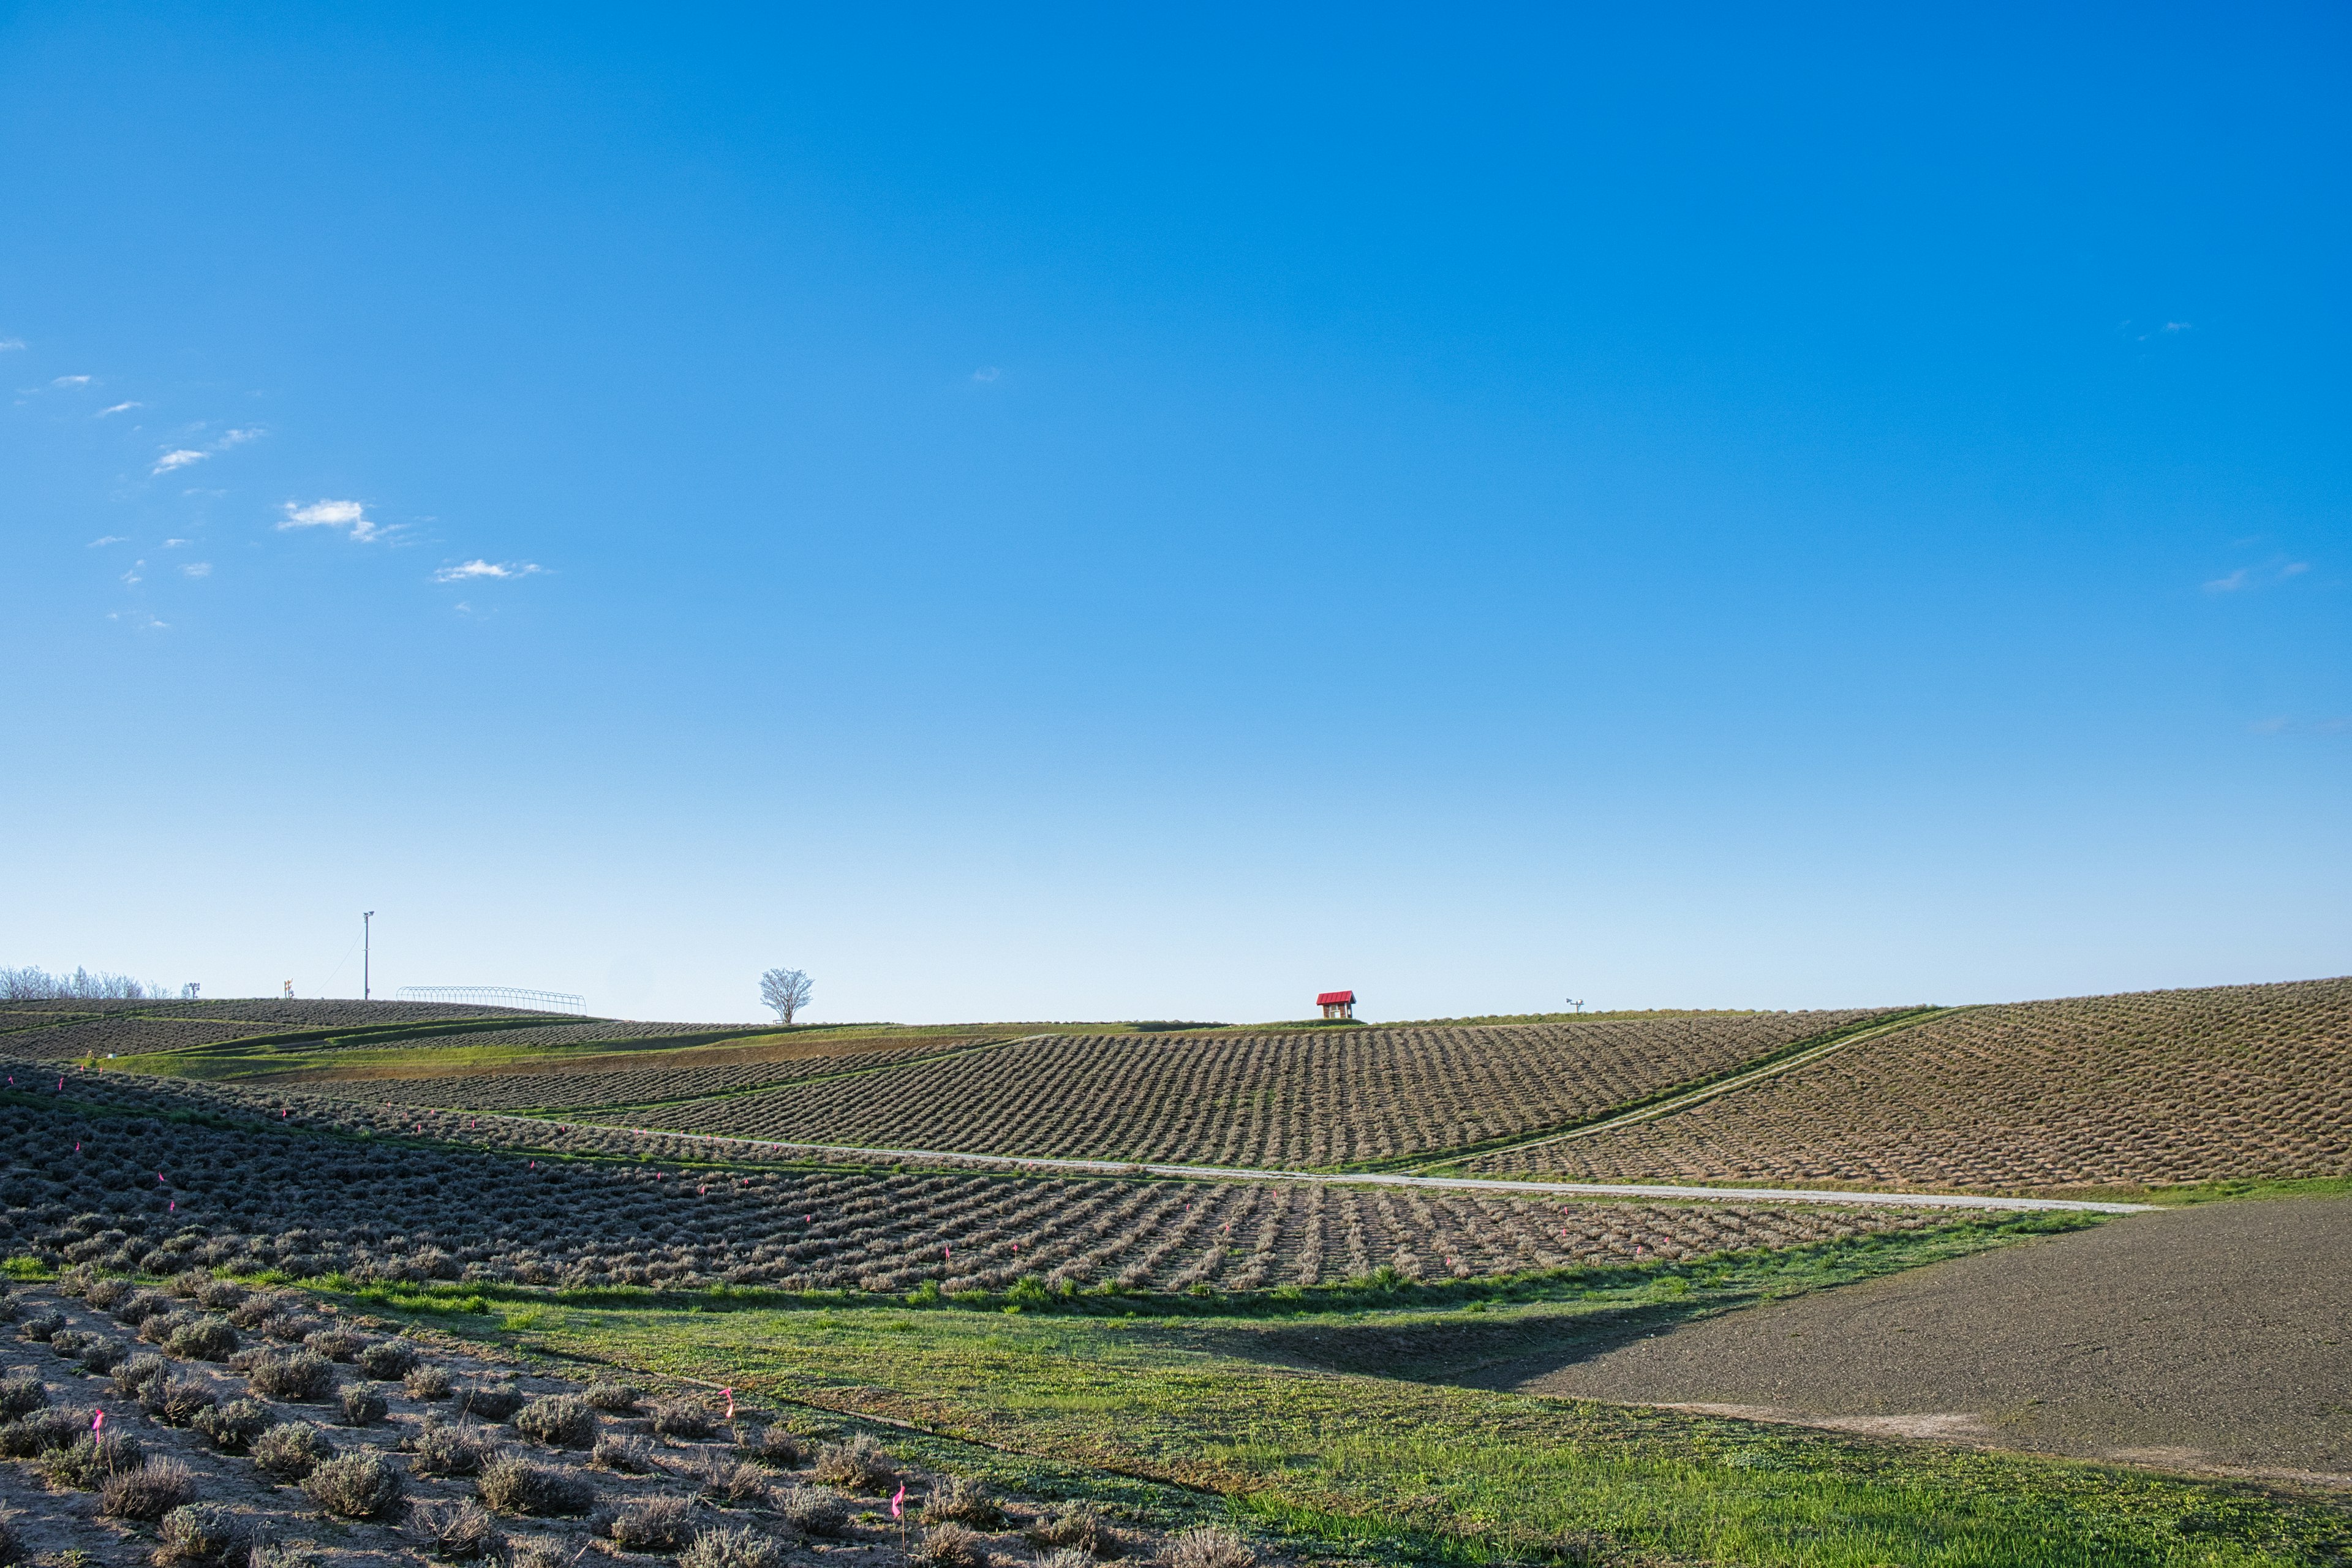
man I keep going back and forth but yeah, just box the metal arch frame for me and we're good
[392,984,587,1014]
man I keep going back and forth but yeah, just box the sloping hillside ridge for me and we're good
[1458,977,2352,1195]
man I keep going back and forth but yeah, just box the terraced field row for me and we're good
[307,1042,972,1111]
[0,1072,1934,1295]
[587,1012,1896,1169]
[0,1017,292,1060]
[0,999,527,1027]
[1463,978,2352,1193]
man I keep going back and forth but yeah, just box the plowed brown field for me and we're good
[585,1012,1894,1168]
[1462,978,2352,1193]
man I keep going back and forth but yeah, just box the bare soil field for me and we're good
[1463,978,2352,1193]
[1478,1194,2352,1483]
[592,1013,1896,1169]
[0,1071,1937,1297]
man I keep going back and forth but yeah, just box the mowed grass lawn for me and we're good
[363,1218,2352,1568]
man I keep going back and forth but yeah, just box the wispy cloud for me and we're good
[2207,557,2316,594]
[181,562,211,579]
[87,535,126,548]
[99,401,141,417]
[972,366,1002,383]
[0,338,23,352]
[121,563,144,585]
[153,426,265,473]
[432,559,542,582]
[2162,322,2192,333]
[106,611,167,630]
[51,374,91,388]
[279,499,382,542]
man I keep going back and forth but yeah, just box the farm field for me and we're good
[0,1265,1259,1568]
[0,1069,1948,1297]
[1457,978,2352,1195]
[1479,1192,2352,1480]
[292,1041,972,1110]
[4,983,2352,1566]
[11,1218,2352,1568]
[386,1229,2352,1568]
[578,1012,1900,1170]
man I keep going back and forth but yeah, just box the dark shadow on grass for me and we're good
[1198,1293,1757,1384]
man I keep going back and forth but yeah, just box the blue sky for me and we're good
[2,4,2345,1023]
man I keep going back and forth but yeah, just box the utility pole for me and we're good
[363,911,375,1001]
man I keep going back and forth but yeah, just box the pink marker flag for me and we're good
[92,1409,104,1433]
[891,1483,906,1520]
[157,1172,165,1184]
[723,1387,734,1418]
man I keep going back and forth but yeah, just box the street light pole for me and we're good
[363,911,375,1001]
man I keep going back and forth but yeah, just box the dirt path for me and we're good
[1471,1194,2352,1483]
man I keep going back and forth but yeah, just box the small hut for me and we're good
[1316,990,1356,1020]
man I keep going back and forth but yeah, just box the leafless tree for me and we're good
[760,967,813,1026]
[0,964,168,1001]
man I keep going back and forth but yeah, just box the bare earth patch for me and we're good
[1474,1194,2352,1484]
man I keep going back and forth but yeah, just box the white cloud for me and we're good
[2162,322,2192,333]
[106,611,167,630]
[0,338,23,352]
[51,374,91,388]
[2207,559,2315,593]
[181,562,212,578]
[432,559,542,583]
[99,402,141,417]
[162,538,190,548]
[971,367,1001,383]
[122,564,143,585]
[87,535,126,547]
[154,429,263,473]
[279,499,381,543]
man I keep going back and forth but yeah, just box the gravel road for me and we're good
[1479,1194,2352,1482]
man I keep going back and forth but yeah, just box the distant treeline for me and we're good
[0,964,190,1001]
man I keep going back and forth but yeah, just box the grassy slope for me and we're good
[336,1216,2351,1568]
